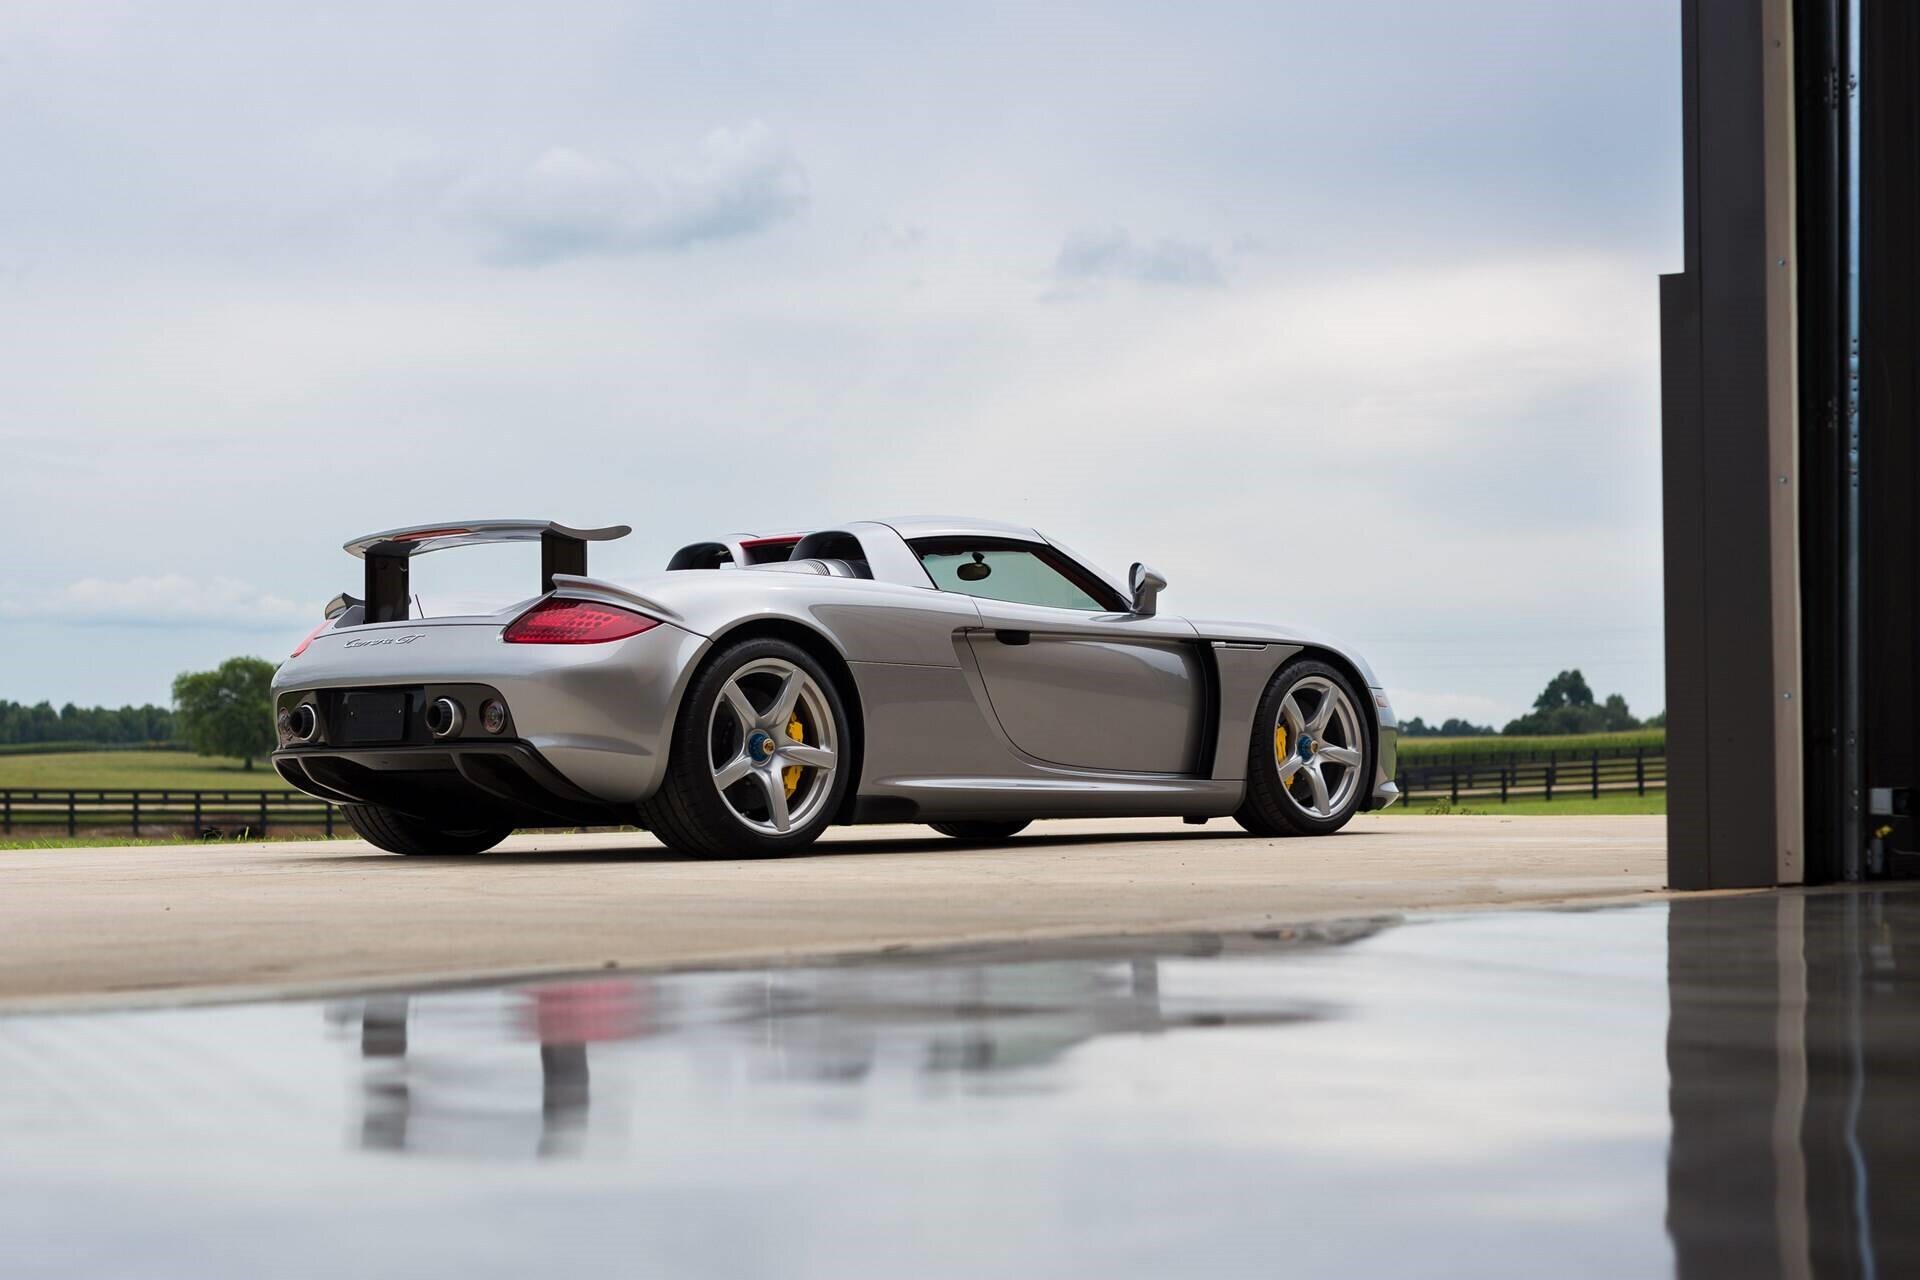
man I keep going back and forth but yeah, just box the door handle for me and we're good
[994,629,1031,646]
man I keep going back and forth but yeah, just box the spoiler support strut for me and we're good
[540,529,588,593]
[365,552,411,624]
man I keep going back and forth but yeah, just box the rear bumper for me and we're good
[274,741,630,827]
[272,619,709,803]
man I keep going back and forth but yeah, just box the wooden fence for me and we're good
[0,789,339,839]
[1,748,1670,838]
[1395,748,1666,805]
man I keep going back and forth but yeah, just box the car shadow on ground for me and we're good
[283,825,1333,868]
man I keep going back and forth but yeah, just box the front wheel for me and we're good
[1234,659,1372,837]
[343,804,513,856]
[928,820,1031,842]
[638,637,853,858]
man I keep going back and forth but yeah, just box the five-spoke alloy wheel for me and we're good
[640,637,854,857]
[1235,659,1372,837]
[707,656,841,837]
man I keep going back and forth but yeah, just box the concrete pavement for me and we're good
[0,813,1667,1010]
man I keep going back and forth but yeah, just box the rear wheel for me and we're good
[638,637,853,858]
[1234,659,1372,838]
[928,820,1031,842]
[343,804,513,856]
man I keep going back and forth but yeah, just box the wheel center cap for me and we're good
[747,731,777,764]
[1297,733,1315,757]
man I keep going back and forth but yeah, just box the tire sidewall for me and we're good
[674,637,853,854]
[1243,659,1372,836]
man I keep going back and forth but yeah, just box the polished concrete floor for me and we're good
[2,885,1913,1279]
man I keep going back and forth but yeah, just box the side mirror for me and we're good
[1128,562,1167,616]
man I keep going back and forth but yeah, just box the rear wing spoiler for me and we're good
[343,520,631,623]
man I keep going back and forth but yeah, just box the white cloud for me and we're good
[1052,227,1225,290]
[448,122,808,265]
[0,576,314,630]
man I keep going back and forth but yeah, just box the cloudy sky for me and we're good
[0,0,1679,725]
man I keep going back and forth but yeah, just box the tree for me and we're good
[0,699,176,744]
[1533,669,1596,711]
[1502,669,1645,736]
[172,657,277,769]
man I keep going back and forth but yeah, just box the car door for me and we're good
[913,539,1207,774]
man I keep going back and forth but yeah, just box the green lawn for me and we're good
[1366,791,1666,817]
[0,750,294,792]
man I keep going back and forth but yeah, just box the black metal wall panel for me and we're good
[1663,0,1784,888]
[1795,0,1848,884]
[1662,269,1712,885]
[1671,0,1920,882]
[1861,0,1920,840]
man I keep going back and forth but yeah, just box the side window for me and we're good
[914,542,1116,611]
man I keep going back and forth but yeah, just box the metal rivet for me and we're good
[1777,257,1786,266]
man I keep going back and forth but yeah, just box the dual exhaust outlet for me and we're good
[280,696,508,746]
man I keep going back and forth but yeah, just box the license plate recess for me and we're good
[338,691,410,745]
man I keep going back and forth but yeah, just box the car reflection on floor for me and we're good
[327,921,1382,1161]
[332,979,654,1160]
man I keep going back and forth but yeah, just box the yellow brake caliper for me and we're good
[1274,724,1288,767]
[783,716,805,797]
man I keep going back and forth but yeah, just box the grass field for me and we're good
[1397,729,1665,762]
[0,750,295,792]
[0,831,352,852]
[0,795,1665,851]
[1369,791,1667,817]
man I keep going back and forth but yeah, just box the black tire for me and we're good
[637,637,855,858]
[1234,659,1372,838]
[343,804,513,856]
[928,820,1032,842]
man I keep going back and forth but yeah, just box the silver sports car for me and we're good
[271,517,1399,856]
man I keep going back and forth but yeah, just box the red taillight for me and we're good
[503,598,659,645]
[290,620,331,658]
